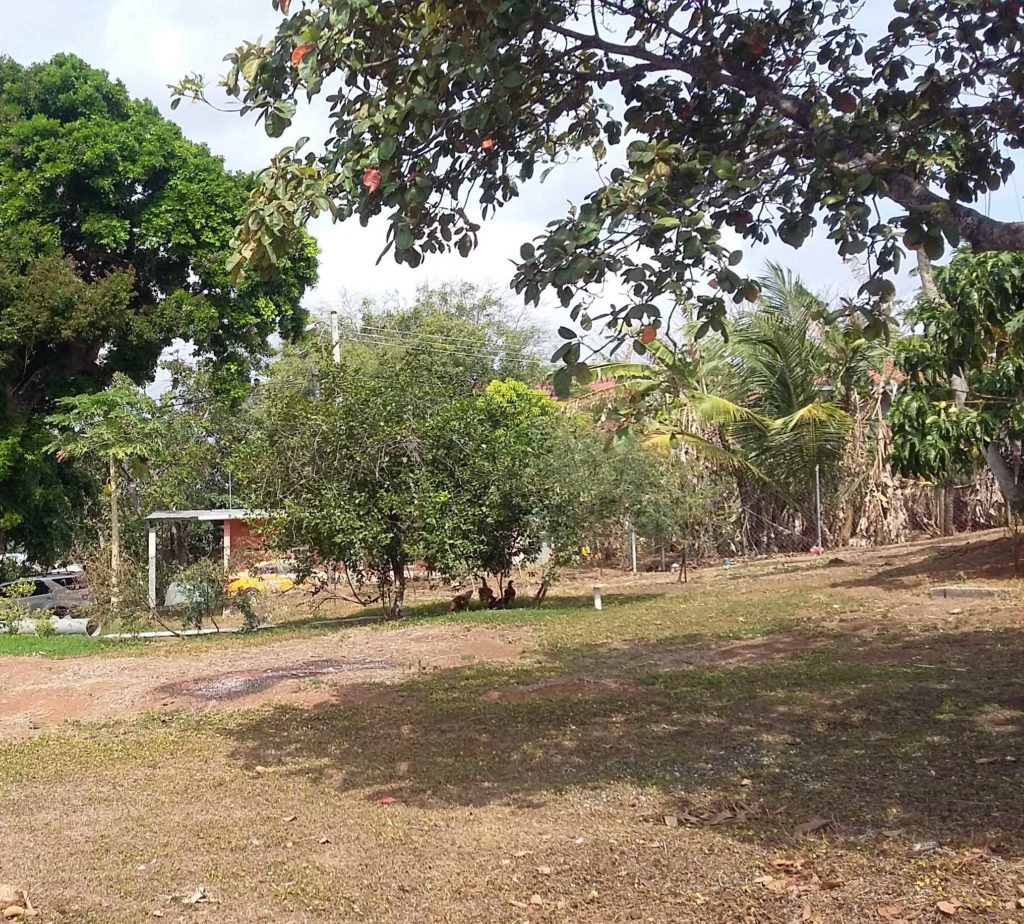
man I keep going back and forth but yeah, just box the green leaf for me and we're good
[519,242,535,260]
[552,367,573,397]
[712,157,734,179]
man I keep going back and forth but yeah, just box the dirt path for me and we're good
[0,623,531,736]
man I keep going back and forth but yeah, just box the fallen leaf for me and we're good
[508,899,528,909]
[663,814,679,828]
[512,850,529,858]
[975,756,1000,764]
[537,866,552,876]
[377,796,397,806]
[876,906,902,921]
[936,900,960,916]
[282,814,297,823]
[529,894,543,906]
[910,840,941,856]
[822,878,844,890]
[319,836,331,845]
[181,888,207,906]
[1017,898,1024,910]
[754,875,787,895]
[771,858,807,872]
[795,817,828,836]
[151,912,164,919]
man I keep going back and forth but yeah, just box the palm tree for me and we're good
[593,338,760,469]
[591,263,893,550]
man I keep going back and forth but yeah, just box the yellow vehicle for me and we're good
[227,560,296,596]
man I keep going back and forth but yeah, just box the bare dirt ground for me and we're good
[0,623,531,735]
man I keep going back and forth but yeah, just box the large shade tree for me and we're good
[0,54,318,562]
[179,0,1023,383]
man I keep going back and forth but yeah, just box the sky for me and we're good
[2,1,1022,339]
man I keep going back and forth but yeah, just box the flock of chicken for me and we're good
[449,577,516,612]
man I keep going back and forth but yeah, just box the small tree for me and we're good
[240,288,571,618]
[418,379,565,583]
[47,375,165,607]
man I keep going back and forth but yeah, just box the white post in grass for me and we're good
[593,585,603,611]
[815,463,823,550]
[630,528,637,574]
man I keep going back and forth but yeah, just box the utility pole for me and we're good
[330,310,341,364]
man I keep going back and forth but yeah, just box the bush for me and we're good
[170,560,263,632]
[0,581,32,635]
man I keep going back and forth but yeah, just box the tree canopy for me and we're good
[237,289,571,617]
[889,249,1024,507]
[0,53,318,562]
[180,0,1024,380]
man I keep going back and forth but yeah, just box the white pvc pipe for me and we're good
[593,585,603,611]
[15,617,101,637]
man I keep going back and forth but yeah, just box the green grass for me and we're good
[0,581,821,660]
[0,634,142,658]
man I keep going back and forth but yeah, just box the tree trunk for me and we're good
[109,455,121,608]
[986,443,1024,513]
[943,485,955,536]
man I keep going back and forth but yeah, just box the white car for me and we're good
[0,573,94,616]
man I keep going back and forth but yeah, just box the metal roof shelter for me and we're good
[145,509,266,609]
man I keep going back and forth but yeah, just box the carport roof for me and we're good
[145,509,265,523]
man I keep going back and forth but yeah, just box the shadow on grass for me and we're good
[219,626,1024,853]
[833,534,1018,591]
[265,590,674,633]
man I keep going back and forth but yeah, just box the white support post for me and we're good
[330,310,341,364]
[630,528,637,574]
[815,463,823,550]
[593,585,603,611]
[147,524,157,609]
[223,520,232,571]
